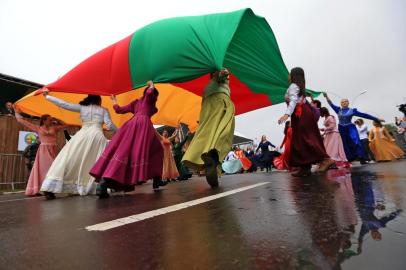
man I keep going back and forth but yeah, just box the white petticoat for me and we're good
[41,122,109,195]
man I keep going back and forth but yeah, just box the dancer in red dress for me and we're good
[273,121,292,170]
[235,146,252,171]
[278,67,334,177]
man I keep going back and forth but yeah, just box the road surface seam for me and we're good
[85,182,269,232]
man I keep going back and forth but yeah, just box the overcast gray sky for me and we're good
[1,0,405,144]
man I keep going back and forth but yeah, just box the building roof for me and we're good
[0,73,43,105]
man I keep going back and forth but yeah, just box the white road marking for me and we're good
[86,182,269,232]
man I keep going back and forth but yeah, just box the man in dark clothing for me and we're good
[2,102,15,116]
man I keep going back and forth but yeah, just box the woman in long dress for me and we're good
[273,121,292,171]
[256,135,276,172]
[278,67,333,177]
[15,110,64,195]
[222,149,243,174]
[90,82,166,198]
[244,146,258,172]
[320,107,350,168]
[369,120,404,161]
[159,129,180,181]
[182,68,235,188]
[235,146,252,172]
[323,93,382,163]
[40,91,116,199]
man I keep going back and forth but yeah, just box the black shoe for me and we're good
[44,191,56,200]
[207,149,220,164]
[153,177,167,189]
[96,179,109,199]
[201,152,219,188]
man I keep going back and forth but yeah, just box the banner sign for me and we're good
[18,131,38,151]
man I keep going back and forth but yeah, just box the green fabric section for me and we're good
[307,89,321,98]
[224,10,320,104]
[128,8,320,103]
[129,9,246,88]
[223,9,288,104]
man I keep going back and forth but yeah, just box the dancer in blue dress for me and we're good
[323,93,382,163]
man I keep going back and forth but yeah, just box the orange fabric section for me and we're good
[15,84,201,131]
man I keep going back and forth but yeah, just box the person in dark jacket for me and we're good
[22,137,40,171]
[173,132,192,180]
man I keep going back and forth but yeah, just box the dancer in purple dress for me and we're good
[90,81,166,198]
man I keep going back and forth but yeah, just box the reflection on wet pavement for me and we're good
[0,161,405,269]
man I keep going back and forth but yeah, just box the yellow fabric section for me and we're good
[15,84,202,131]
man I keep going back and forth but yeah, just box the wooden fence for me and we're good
[0,154,27,190]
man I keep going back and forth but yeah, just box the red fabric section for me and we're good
[46,35,133,95]
[173,74,272,115]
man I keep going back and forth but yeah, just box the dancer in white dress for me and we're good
[40,90,116,199]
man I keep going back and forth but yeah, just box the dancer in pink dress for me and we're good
[90,81,166,198]
[320,107,350,168]
[158,129,180,181]
[15,110,64,195]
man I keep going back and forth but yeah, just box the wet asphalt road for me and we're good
[1,161,406,270]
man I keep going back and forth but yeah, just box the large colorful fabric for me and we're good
[15,8,319,130]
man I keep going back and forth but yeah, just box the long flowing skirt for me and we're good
[90,115,163,191]
[174,154,190,178]
[239,157,252,171]
[183,93,235,170]
[274,148,291,171]
[274,131,292,170]
[257,151,275,170]
[290,102,329,167]
[370,138,404,161]
[162,144,179,179]
[222,159,243,174]
[338,124,366,161]
[25,144,57,196]
[41,122,108,195]
[324,132,349,167]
